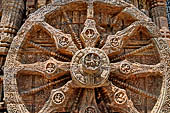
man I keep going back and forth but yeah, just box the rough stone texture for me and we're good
[167,0,170,29]
[0,0,170,113]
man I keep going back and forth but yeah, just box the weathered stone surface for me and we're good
[0,0,170,113]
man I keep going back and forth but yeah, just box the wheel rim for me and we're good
[3,0,170,113]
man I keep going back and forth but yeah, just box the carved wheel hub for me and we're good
[71,48,110,88]
[3,0,170,113]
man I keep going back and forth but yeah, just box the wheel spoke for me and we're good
[87,1,94,19]
[39,81,78,113]
[110,60,163,79]
[80,0,100,47]
[27,41,71,61]
[62,11,83,49]
[112,79,158,100]
[37,22,79,55]
[80,1,100,48]
[71,89,83,111]
[80,19,100,48]
[78,89,101,113]
[111,43,154,62]
[102,82,139,113]
[16,57,70,80]
[102,21,159,55]
[20,77,70,96]
[49,71,70,81]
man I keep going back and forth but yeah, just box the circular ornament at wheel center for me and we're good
[83,53,101,72]
[71,48,110,88]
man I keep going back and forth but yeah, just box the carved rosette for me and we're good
[71,48,110,88]
[80,19,100,47]
[52,91,65,104]
[3,0,170,113]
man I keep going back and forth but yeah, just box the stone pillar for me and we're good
[150,0,169,29]
[0,0,25,44]
[150,0,170,38]
[0,0,25,71]
[0,0,25,107]
[167,0,170,29]
[0,0,25,89]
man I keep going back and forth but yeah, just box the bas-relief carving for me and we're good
[2,0,170,113]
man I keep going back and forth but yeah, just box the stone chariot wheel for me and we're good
[3,0,170,113]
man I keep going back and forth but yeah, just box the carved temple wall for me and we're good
[0,0,170,112]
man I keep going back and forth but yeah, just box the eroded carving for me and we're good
[3,1,169,113]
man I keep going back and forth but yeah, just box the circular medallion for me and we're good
[114,90,127,105]
[52,91,65,104]
[158,39,169,50]
[85,29,95,39]
[120,62,131,74]
[58,36,70,48]
[111,37,119,48]
[83,53,101,71]
[71,48,110,88]
[46,63,56,74]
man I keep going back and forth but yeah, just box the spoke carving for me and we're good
[27,41,71,61]
[80,1,100,48]
[39,81,77,113]
[112,79,158,100]
[20,77,70,96]
[71,88,83,111]
[16,57,70,80]
[79,89,101,113]
[102,21,159,55]
[80,19,100,47]
[37,22,79,55]
[62,11,83,49]
[87,1,94,19]
[102,82,139,113]
[111,43,154,62]
[110,60,163,79]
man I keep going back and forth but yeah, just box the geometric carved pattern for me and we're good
[3,0,170,113]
